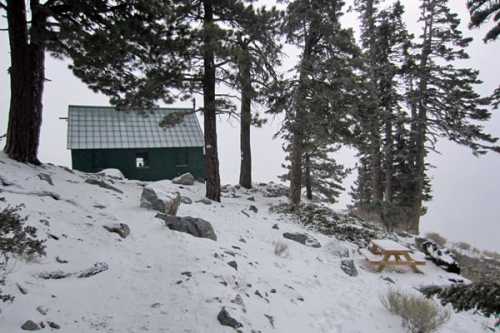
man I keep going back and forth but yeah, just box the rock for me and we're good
[140,185,181,215]
[93,204,106,209]
[230,294,245,307]
[38,270,71,280]
[151,302,162,308]
[416,238,460,274]
[36,306,48,315]
[272,224,279,230]
[21,320,40,331]
[38,173,53,185]
[227,260,238,270]
[77,262,109,278]
[264,314,275,329]
[247,196,255,201]
[340,259,358,277]
[240,210,250,217]
[181,196,193,204]
[196,198,212,205]
[47,321,60,329]
[103,223,130,238]
[249,205,258,213]
[17,283,28,295]
[172,173,195,185]
[97,168,124,179]
[283,232,321,248]
[217,307,243,329]
[381,276,396,284]
[156,214,217,241]
[85,178,123,193]
[0,175,14,186]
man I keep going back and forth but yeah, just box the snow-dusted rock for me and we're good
[103,223,130,239]
[38,173,53,185]
[21,320,40,331]
[77,262,109,278]
[217,307,243,329]
[155,214,217,241]
[172,172,195,185]
[181,196,193,204]
[85,178,123,194]
[98,168,125,179]
[140,185,180,215]
[340,259,358,277]
[283,232,321,248]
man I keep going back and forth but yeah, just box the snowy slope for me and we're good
[0,152,490,332]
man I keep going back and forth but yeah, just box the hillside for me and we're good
[0,152,491,332]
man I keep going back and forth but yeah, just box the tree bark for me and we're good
[4,0,46,165]
[304,153,312,200]
[238,45,252,189]
[202,0,221,201]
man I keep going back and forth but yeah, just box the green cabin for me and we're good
[67,105,205,181]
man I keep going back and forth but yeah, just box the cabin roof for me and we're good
[67,105,204,150]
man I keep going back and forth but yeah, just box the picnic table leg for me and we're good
[403,253,422,273]
[377,253,391,272]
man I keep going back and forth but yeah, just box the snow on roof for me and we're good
[67,105,204,150]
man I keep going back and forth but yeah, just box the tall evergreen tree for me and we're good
[280,0,361,206]
[223,6,283,189]
[406,0,498,232]
[1,0,141,164]
[59,0,261,202]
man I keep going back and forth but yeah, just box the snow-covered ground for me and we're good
[0,152,491,332]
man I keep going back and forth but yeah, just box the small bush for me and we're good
[381,289,450,333]
[455,241,471,251]
[1,205,46,306]
[425,232,447,247]
[273,241,289,257]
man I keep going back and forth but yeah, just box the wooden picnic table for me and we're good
[362,239,425,273]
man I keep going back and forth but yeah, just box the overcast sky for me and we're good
[1,1,499,251]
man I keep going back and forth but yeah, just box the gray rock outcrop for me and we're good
[172,173,195,185]
[140,186,180,215]
[156,214,217,241]
[283,232,321,248]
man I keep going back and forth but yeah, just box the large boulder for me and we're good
[416,238,460,274]
[283,232,321,248]
[155,214,217,241]
[172,173,195,185]
[140,185,180,215]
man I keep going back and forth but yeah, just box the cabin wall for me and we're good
[71,147,205,181]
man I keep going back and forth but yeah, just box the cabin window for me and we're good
[135,152,149,168]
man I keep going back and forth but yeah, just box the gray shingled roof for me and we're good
[67,105,204,149]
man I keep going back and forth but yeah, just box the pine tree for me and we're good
[223,6,283,189]
[280,0,361,206]
[1,0,139,164]
[407,0,498,233]
[60,0,261,202]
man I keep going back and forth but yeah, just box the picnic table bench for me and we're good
[360,239,425,273]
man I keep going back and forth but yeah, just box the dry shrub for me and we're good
[273,241,289,257]
[381,289,450,333]
[425,232,447,247]
[455,241,471,251]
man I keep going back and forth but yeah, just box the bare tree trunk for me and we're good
[304,153,312,200]
[202,0,221,202]
[238,46,252,189]
[4,0,46,165]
